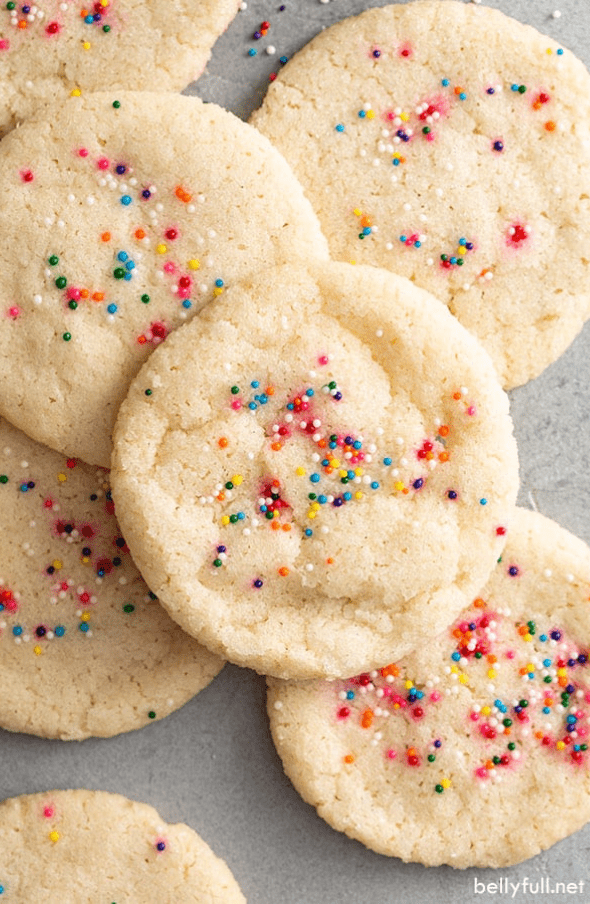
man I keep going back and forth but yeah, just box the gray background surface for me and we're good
[2,1,590,902]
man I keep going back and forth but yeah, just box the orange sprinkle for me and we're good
[558,676,568,687]
[452,391,462,400]
[216,493,225,502]
[402,487,409,495]
[281,524,291,532]
[487,654,497,664]
[533,101,542,111]
[271,442,282,452]
[439,452,450,463]
[134,228,146,240]
[438,425,449,437]
[360,216,372,228]
[361,709,374,729]
[175,186,192,203]
[545,120,556,132]
[425,451,434,461]
[101,232,111,242]
[325,467,334,475]
[218,437,228,449]
[519,667,528,676]
[503,727,511,736]
[80,7,88,15]
[485,759,495,770]
[407,747,417,757]
[380,664,399,678]
[137,335,147,345]
[271,521,280,531]
[265,386,275,396]
[452,628,462,638]
[344,754,355,764]
[92,292,104,302]
[326,558,334,565]
[278,567,289,577]
[454,86,463,95]
[17,18,27,27]
[535,730,544,740]
[318,439,327,448]
[517,625,529,636]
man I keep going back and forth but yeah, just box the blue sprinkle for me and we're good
[117,251,128,262]
[215,279,224,287]
[370,481,379,490]
[310,473,320,484]
[251,380,259,388]
[449,257,457,265]
[399,235,407,243]
[305,388,314,397]
[79,622,90,633]
[557,48,564,55]
[542,707,550,714]
[260,505,267,513]
[353,441,362,450]
[20,483,29,492]
[362,227,372,235]
[125,260,135,271]
[237,512,245,520]
[414,240,421,248]
[322,459,330,467]
[459,237,467,246]
[84,13,93,23]
[0,605,3,612]
[248,402,257,410]
[343,492,352,501]
[123,272,132,281]
[346,690,355,700]
[107,304,117,314]
[279,56,288,64]
[459,92,467,101]
[328,442,337,450]
[392,158,400,166]
[527,672,534,679]
[441,78,450,86]
[347,470,355,480]
[358,110,366,118]
[318,495,327,504]
[451,651,461,661]
[304,528,313,537]
[543,657,551,666]
[567,715,577,723]
[182,300,192,309]
[258,394,268,404]
[120,195,132,206]
[12,626,22,636]
[248,48,257,56]
[479,498,487,505]
[511,84,519,92]
[335,124,345,133]
[55,626,65,637]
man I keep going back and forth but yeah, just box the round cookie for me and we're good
[0,0,240,137]
[251,0,590,389]
[0,416,224,741]
[0,91,328,467]
[0,789,246,902]
[268,508,590,868]
[111,261,519,680]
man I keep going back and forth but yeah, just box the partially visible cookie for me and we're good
[0,417,224,741]
[0,790,246,903]
[252,0,590,388]
[0,0,240,137]
[268,509,590,867]
[112,260,519,680]
[0,91,328,466]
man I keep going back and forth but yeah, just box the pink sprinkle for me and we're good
[78,148,89,158]
[67,287,81,302]
[163,261,176,275]
[8,306,20,318]
[97,157,110,170]
[43,806,54,818]
[231,400,242,411]
[430,690,441,702]
[476,766,488,779]
[466,405,476,416]
[505,649,515,659]
[470,712,480,722]
[426,132,435,142]
[0,39,9,51]
[318,355,329,366]
[386,748,397,760]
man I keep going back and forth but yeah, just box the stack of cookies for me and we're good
[0,0,589,897]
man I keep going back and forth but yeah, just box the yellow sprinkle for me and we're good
[354,491,363,500]
[34,645,43,656]
[457,247,465,257]
[213,287,224,297]
[556,740,565,750]
[353,208,362,217]
[366,109,375,119]
[232,475,243,486]
[441,778,451,789]
[221,515,230,526]
[354,468,363,477]
[307,511,316,520]
[338,469,347,478]
[81,557,90,565]
[405,680,413,690]
[188,259,200,270]
[557,667,567,677]
[488,669,496,679]
[49,831,60,843]
[481,706,491,716]
[400,112,409,122]
[394,481,405,492]
[52,559,62,570]
[57,473,67,483]
[330,459,340,468]
[349,259,357,265]
[459,674,469,685]
[70,88,82,97]
[156,243,167,254]
[450,665,458,674]
[81,612,90,622]
[524,633,532,642]
[82,40,91,50]
[546,47,553,54]
[295,467,306,477]
[312,502,320,511]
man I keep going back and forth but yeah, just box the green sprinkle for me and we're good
[55,276,67,289]
[229,514,238,523]
[141,294,150,304]
[102,24,110,32]
[230,386,240,395]
[113,267,126,280]
[144,389,152,396]
[122,604,135,613]
[427,754,436,763]
[492,756,501,765]
[6,2,16,9]
[213,559,222,568]
[48,254,59,266]
[62,332,72,342]
[434,784,444,794]
[474,651,482,659]
[507,742,516,751]
[0,475,8,484]
[422,126,431,134]
[518,85,526,94]
[225,481,234,490]
[68,301,78,310]
[543,675,552,683]
[148,710,156,719]
[503,718,512,727]
[112,100,121,108]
